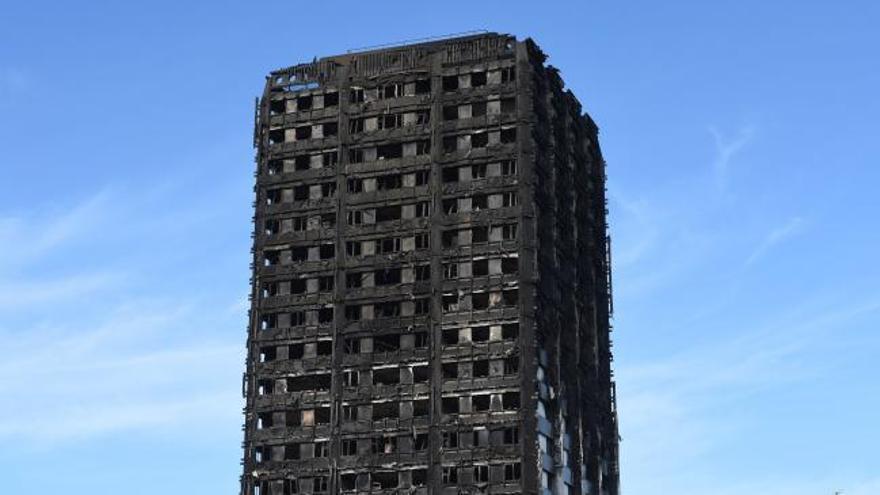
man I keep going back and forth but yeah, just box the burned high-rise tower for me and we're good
[242,33,618,495]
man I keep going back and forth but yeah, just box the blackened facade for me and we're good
[242,33,619,495]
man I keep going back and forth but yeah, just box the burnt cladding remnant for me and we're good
[241,32,619,495]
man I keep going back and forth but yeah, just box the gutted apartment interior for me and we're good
[242,32,618,495]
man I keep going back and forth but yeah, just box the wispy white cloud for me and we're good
[0,388,239,444]
[0,188,113,270]
[0,271,124,309]
[618,294,880,494]
[0,300,244,445]
[849,477,880,495]
[609,124,760,301]
[745,216,808,266]
[0,187,247,446]
[709,125,755,189]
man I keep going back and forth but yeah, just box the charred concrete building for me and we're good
[242,33,618,495]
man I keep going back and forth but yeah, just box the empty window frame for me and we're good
[345,305,361,321]
[373,333,400,352]
[343,338,361,354]
[346,272,364,288]
[413,298,430,315]
[442,430,460,448]
[502,426,520,445]
[379,113,403,130]
[414,265,430,281]
[471,132,489,148]
[345,241,362,256]
[501,97,516,113]
[472,360,490,378]
[471,326,490,342]
[502,223,518,240]
[472,394,491,411]
[287,374,331,392]
[380,83,404,99]
[343,370,359,387]
[500,66,516,83]
[414,232,430,249]
[413,399,429,417]
[442,294,460,312]
[372,401,399,420]
[318,276,334,292]
[296,95,313,111]
[411,468,428,487]
[442,466,459,484]
[256,411,274,429]
[412,365,430,383]
[443,263,458,280]
[372,367,400,385]
[342,405,358,421]
[442,329,459,346]
[474,464,489,483]
[371,436,397,455]
[442,362,458,379]
[441,397,460,414]
[504,463,522,481]
[414,201,430,217]
[376,173,402,190]
[442,75,459,91]
[376,143,402,160]
[472,226,488,243]
[341,439,357,456]
[376,237,401,254]
[348,178,364,193]
[314,476,328,493]
[472,101,488,117]
[374,268,401,285]
[314,440,329,458]
[375,205,402,222]
[414,79,431,94]
[371,471,399,489]
[473,259,489,277]
[414,169,430,186]
[502,256,518,274]
[269,99,285,115]
[504,356,520,374]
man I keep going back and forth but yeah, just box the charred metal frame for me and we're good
[242,33,618,495]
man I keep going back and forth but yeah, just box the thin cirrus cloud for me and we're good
[0,307,243,445]
[0,293,245,445]
[0,271,124,309]
[0,184,248,446]
[0,188,113,270]
[610,124,757,299]
[618,292,880,495]
[744,216,808,266]
[612,123,878,493]
[709,124,755,190]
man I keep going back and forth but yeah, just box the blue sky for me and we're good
[1,1,878,493]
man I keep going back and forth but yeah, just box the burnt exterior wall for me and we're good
[242,33,618,495]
